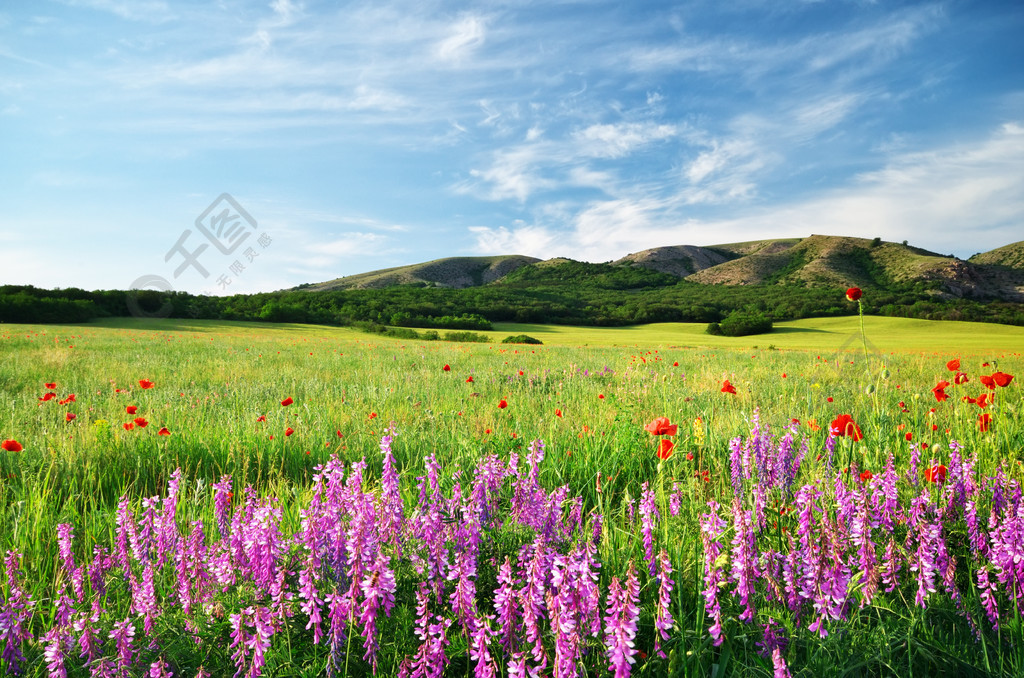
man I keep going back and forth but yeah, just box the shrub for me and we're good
[501,334,543,345]
[442,331,490,343]
[716,310,773,337]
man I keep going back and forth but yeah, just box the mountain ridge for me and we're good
[299,235,1024,302]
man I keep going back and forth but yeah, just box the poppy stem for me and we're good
[857,299,869,362]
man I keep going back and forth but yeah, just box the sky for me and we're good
[1,0,1023,295]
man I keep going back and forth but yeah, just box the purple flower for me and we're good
[700,501,728,646]
[109,617,135,678]
[638,483,659,576]
[730,499,759,624]
[361,552,397,672]
[213,475,233,542]
[653,549,675,658]
[603,562,640,678]
[493,556,520,653]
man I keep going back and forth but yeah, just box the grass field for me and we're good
[0,315,1022,676]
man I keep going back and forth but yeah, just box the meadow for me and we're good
[1,314,1022,677]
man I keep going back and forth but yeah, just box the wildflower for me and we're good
[369,412,378,419]
[256,415,267,422]
[721,380,737,394]
[123,423,134,431]
[555,409,563,418]
[860,470,873,482]
[946,359,960,371]
[281,397,293,406]
[657,439,674,460]
[978,413,992,432]
[133,418,148,428]
[45,382,57,389]
[979,374,995,389]
[65,413,76,422]
[138,379,155,389]
[126,406,138,415]
[443,364,451,371]
[644,417,677,436]
[157,427,171,436]
[993,371,1014,387]
[604,562,640,678]
[954,371,969,385]
[923,464,947,483]
[845,287,862,301]
[498,399,508,409]
[830,414,863,442]
[39,392,57,402]
[932,381,950,402]
[285,427,294,437]
[466,376,474,383]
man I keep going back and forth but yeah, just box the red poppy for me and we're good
[845,287,862,302]
[830,414,864,442]
[256,415,267,422]
[2,439,23,452]
[281,397,294,406]
[721,380,737,394]
[485,428,492,434]
[932,381,950,402]
[518,370,524,376]
[673,361,679,367]
[860,470,873,482]
[58,394,76,405]
[979,375,995,390]
[923,464,947,483]
[904,432,912,442]
[598,394,605,399]
[954,372,969,385]
[466,376,474,383]
[827,397,834,403]
[993,372,1014,388]
[946,359,960,372]
[656,439,674,460]
[45,382,57,389]
[443,364,451,371]
[976,393,991,408]
[65,413,76,422]
[285,427,295,437]
[138,379,155,389]
[39,393,57,402]
[157,427,171,436]
[555,409,563,418]
[133,417,148,428]
[369,412,378,419]
[497,399,508,409]
[123,422,135,431]
[126,405,138,415]
[644,417,678,436]
[978,413,992,433]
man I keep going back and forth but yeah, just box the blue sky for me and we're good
[2,0,1022,295]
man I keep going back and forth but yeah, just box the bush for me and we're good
[717,310,773,337]
[501,334,543,345]
[442,331,490,343]
[705,322,722,336]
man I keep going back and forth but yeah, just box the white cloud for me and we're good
[434,15,487,64]
[56,0,174,23]
[573,122,677,159]
[469,121,1024,262]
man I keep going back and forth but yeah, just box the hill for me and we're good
[303,255,540,291]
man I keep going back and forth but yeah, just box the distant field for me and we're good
[76,314,1024,353]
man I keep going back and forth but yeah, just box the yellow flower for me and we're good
[693,417,705,448]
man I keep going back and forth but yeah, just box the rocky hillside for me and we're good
[304,255,540,291]
[300,236,1024,301]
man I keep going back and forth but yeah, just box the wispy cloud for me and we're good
[469,121,1024,261]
